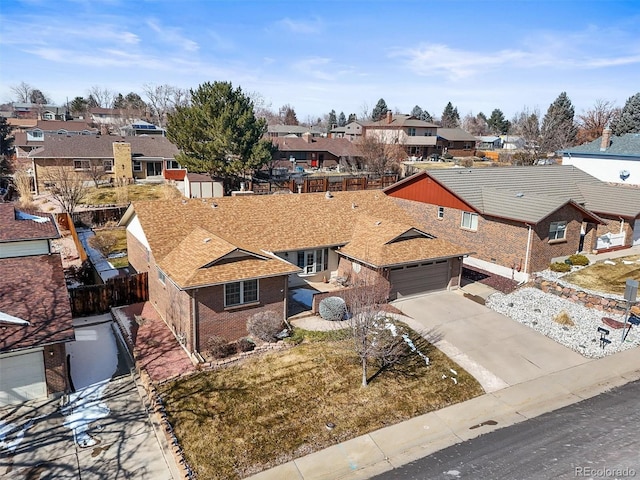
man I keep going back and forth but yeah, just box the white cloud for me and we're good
[146,18,199,52]
[276,17,323,34]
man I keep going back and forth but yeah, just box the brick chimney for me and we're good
[112,142,133,180]
[600,125,612,151]
[302,132,312,143]
[386,111,393,124]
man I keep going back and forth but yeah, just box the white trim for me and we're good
[464,256,529,283]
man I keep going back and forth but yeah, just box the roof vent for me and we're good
[212,203,218,208]
[516,192,524,197]
[352,202,358,209]
[203,238,211,243]
[325,191,333,199]
[375,221,382,226]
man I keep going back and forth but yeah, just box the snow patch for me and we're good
[62,381,111,447]
[0,311,30,325]
[0,419,34,453]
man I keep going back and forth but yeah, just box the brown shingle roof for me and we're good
[339,215,470,267]
[0,203,59,242]
[28,135,179,159]
[0,254,74,352]
[272,137,362,158]
[128,190,467,287]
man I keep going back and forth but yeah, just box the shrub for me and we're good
[460,157,474,168]
[235,338,255,353]
[553,310,575,326]
[442,152,454,160]
[247,311,284,342]
[319,296,347,321]
[568,254,589,266]
[206,335,235,359]
[550,262,571,272]
[476,150,486,159]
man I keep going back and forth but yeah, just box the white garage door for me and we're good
[389,260,450,300]
[633,219,640,246]
[0,349,47,406]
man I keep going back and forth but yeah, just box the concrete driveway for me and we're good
[392,291,590,391]
[0,316,176,479]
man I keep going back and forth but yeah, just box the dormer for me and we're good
[27,129,44,141]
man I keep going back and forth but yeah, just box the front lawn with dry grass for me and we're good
[562,254,640,295]
[159,329,483,479]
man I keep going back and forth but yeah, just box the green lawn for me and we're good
[159,329,483,479]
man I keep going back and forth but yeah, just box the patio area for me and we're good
[288,279,347,317]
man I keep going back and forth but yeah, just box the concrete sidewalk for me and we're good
[249,291,640,480]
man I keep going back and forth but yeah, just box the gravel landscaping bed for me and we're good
[486,287,640,359]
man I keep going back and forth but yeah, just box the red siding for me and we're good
[386,174,475,211]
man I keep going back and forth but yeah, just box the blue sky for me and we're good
[1,0,639,122]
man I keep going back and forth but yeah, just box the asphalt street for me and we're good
[373,379,640,480]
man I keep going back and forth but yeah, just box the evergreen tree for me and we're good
[112,93,126,109]
[29,89,49,105]
[487,108,510,134]
[441,102,460,128]
[540,92,578,153]
[613,92,640,135]
[371,98,388,121]
[338,111,347,127]
[69,96,89,115]
[327,109,337,132]
[347,113,357,123]
[0,117,14,175]
[411,105,423,118]
[420,110,433,122]
[166,81,274,179]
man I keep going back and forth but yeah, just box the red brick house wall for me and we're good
[394,198,585,275]
[196,276,287,346]
[44,343,69,395]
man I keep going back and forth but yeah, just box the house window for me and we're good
[408,128,416,136]
[133,160,142,172]
[157,268,166,285]
[549,221,567,241]
[74,159,90,170]
[224,279,259,307]
[296,248,328,274]
[43,112,55,120]
[166,159,180,169]
[461,211,478,231]
[437,206,444,219]
[103,160,114,172]
[30,130,43,139]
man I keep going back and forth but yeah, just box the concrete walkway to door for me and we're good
[391,291,590,391]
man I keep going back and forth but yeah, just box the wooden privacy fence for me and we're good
[251,174,398,195]
[69,272,148,317]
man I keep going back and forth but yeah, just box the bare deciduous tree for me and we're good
[355,135,404,175]
[343,280,410,387]
[462,112,489,136]
[41,162,88,214]
[10,81,34,103]
[510,107,542,164]
[576,99,621,144]
[87,86,117,109]
[143,83,190,127]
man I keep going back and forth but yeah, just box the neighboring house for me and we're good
[13,120,99,158]
[500,135,526,150]
[271,133,363,172]
[266,125,324,139]
[437,128,477,156]
[28,135,180,193]
[11,103,68,120]
[384,165,640,282]
[119,190,469,355]
[330,121,365,141]
[476,136,502,150]
[561,129,640,185]
[90,107,143,126]
[0,204,75,406]
[119,120,166,137]
[362,113,439,159]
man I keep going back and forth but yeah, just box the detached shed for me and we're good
[185,173,224,198]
